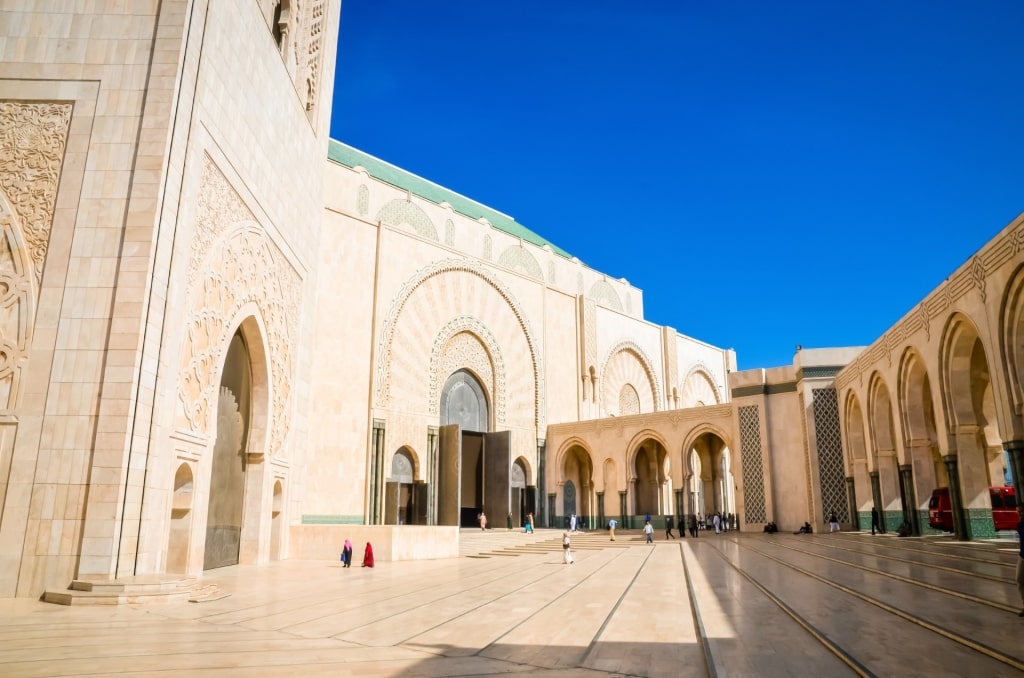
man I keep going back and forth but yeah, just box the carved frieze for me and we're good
[428,317,505,426]
[179,156,301,458]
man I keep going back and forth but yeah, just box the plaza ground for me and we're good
[1,528,1021,677]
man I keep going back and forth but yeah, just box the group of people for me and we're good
[340,539,375,568]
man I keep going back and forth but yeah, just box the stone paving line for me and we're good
[0,530,1021,677]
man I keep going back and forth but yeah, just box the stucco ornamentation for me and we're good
[179,157,301,458]
[428,317,506,425]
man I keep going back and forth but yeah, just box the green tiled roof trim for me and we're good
[328,140,573,259]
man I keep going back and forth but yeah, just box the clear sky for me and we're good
[330,1,1024,370]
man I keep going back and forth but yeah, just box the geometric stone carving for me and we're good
[357,184,369,217]
[0,102,72,287]
[618,383,640,415]
[375,199,438,241]
[813,388,847,522]
[497,245,544,280]
[180,156,301,459]
[600,341,662,414]
[739,405,766,523]
[588,278,622,312]
[679,366,722,408]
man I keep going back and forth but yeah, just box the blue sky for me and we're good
[330,2,1024,370]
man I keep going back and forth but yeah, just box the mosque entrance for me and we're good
[436,369,514,527]
[204,331,251,570]
[385,447,427,525]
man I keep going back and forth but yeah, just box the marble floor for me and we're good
[1,528,1022,677]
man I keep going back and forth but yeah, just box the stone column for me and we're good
[537,438,546,526]
[943,454,969,540]
[899,464,919,535]
[370,419,386,525]
[845,476,858,531]
[870,471,885,533]
[427,426,438,525]
[619,491,628,529]
[1005,440,1024,494]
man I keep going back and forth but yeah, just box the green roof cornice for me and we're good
[327,139,572,259]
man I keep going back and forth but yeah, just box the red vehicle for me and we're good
[928,486,1017,532]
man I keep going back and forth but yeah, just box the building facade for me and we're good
[0,2,1019,601]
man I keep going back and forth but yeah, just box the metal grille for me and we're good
[813,388,848,521]
[739,405,766,522]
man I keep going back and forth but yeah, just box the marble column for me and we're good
[943,454,968,541]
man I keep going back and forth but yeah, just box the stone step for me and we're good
[44,577,220,606]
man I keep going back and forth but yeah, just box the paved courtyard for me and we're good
[1,528,1021,677]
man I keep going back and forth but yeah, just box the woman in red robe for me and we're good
[361,542,374,568]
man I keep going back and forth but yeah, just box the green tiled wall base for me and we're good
[918,509,946,535]
[966,508,996,539]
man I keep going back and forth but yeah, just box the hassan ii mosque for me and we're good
[0,1,1022,600]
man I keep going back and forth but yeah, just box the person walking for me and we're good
[712,512,721,534]
[608,517,617,541]
[479,511,487,531]
[570,513,577,533]
[688,514,698,538]
[361,542,374,568]
[562,530,574,565]
[871,507,880,535]
[525,512,534,533]
[665,515,675,539]
[644,520,654,544]
[1016,504,1024,617]
[341,539,353,568]
[829,511,840,533]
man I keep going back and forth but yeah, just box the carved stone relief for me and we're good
[0,102,71,412]
[0,102,72,287]
[179,156,301,458]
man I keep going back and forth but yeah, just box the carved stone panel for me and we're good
[178,157,301,458]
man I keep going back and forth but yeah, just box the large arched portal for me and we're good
[204,331,252,570]
[436,368,523,527]
[686,432,733,522]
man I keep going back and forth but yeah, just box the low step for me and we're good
[44,577,214,606]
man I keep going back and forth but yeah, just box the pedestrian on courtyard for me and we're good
[688,514,698,538]
[645,512,652,525]
[562,530,574,564]
[341,539,353,568]
[1016,504,1024,617]
[713,512,721,534]
[608,517,617,541]
[525,512,534,533]
[479,511,487,531]
[665,515,675,539]
[507,512,513,531]
[570,513,577,533]
[871,507,881,535]
[644,520,654,543]
[829,511,840,533]
[361,542,374,568]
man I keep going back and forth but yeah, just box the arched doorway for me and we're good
[511,457,529,528]
[686,432,733,524]
[633,439,668,519]
[204,331,252,570]
[899,349,943,535]
[561,444,594,529]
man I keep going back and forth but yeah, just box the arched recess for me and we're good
[680,425,734,521]
[497,245,544,280]
[375,259,545,429]
[1001,264,1024,422]
[428,319,502,424]
[601,342,661,415]
[167,462,194,573]
[440,369,490,432]
[557,439,595,526]
[588,278,623,311]
[897,348,945,516]
[844,391,871,520]
[679,367,721,408]
[375,198,439,240]
[940,312,1005,536]
[619,383,640,415]
[867,373,900,517]
[270,479,284,561]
